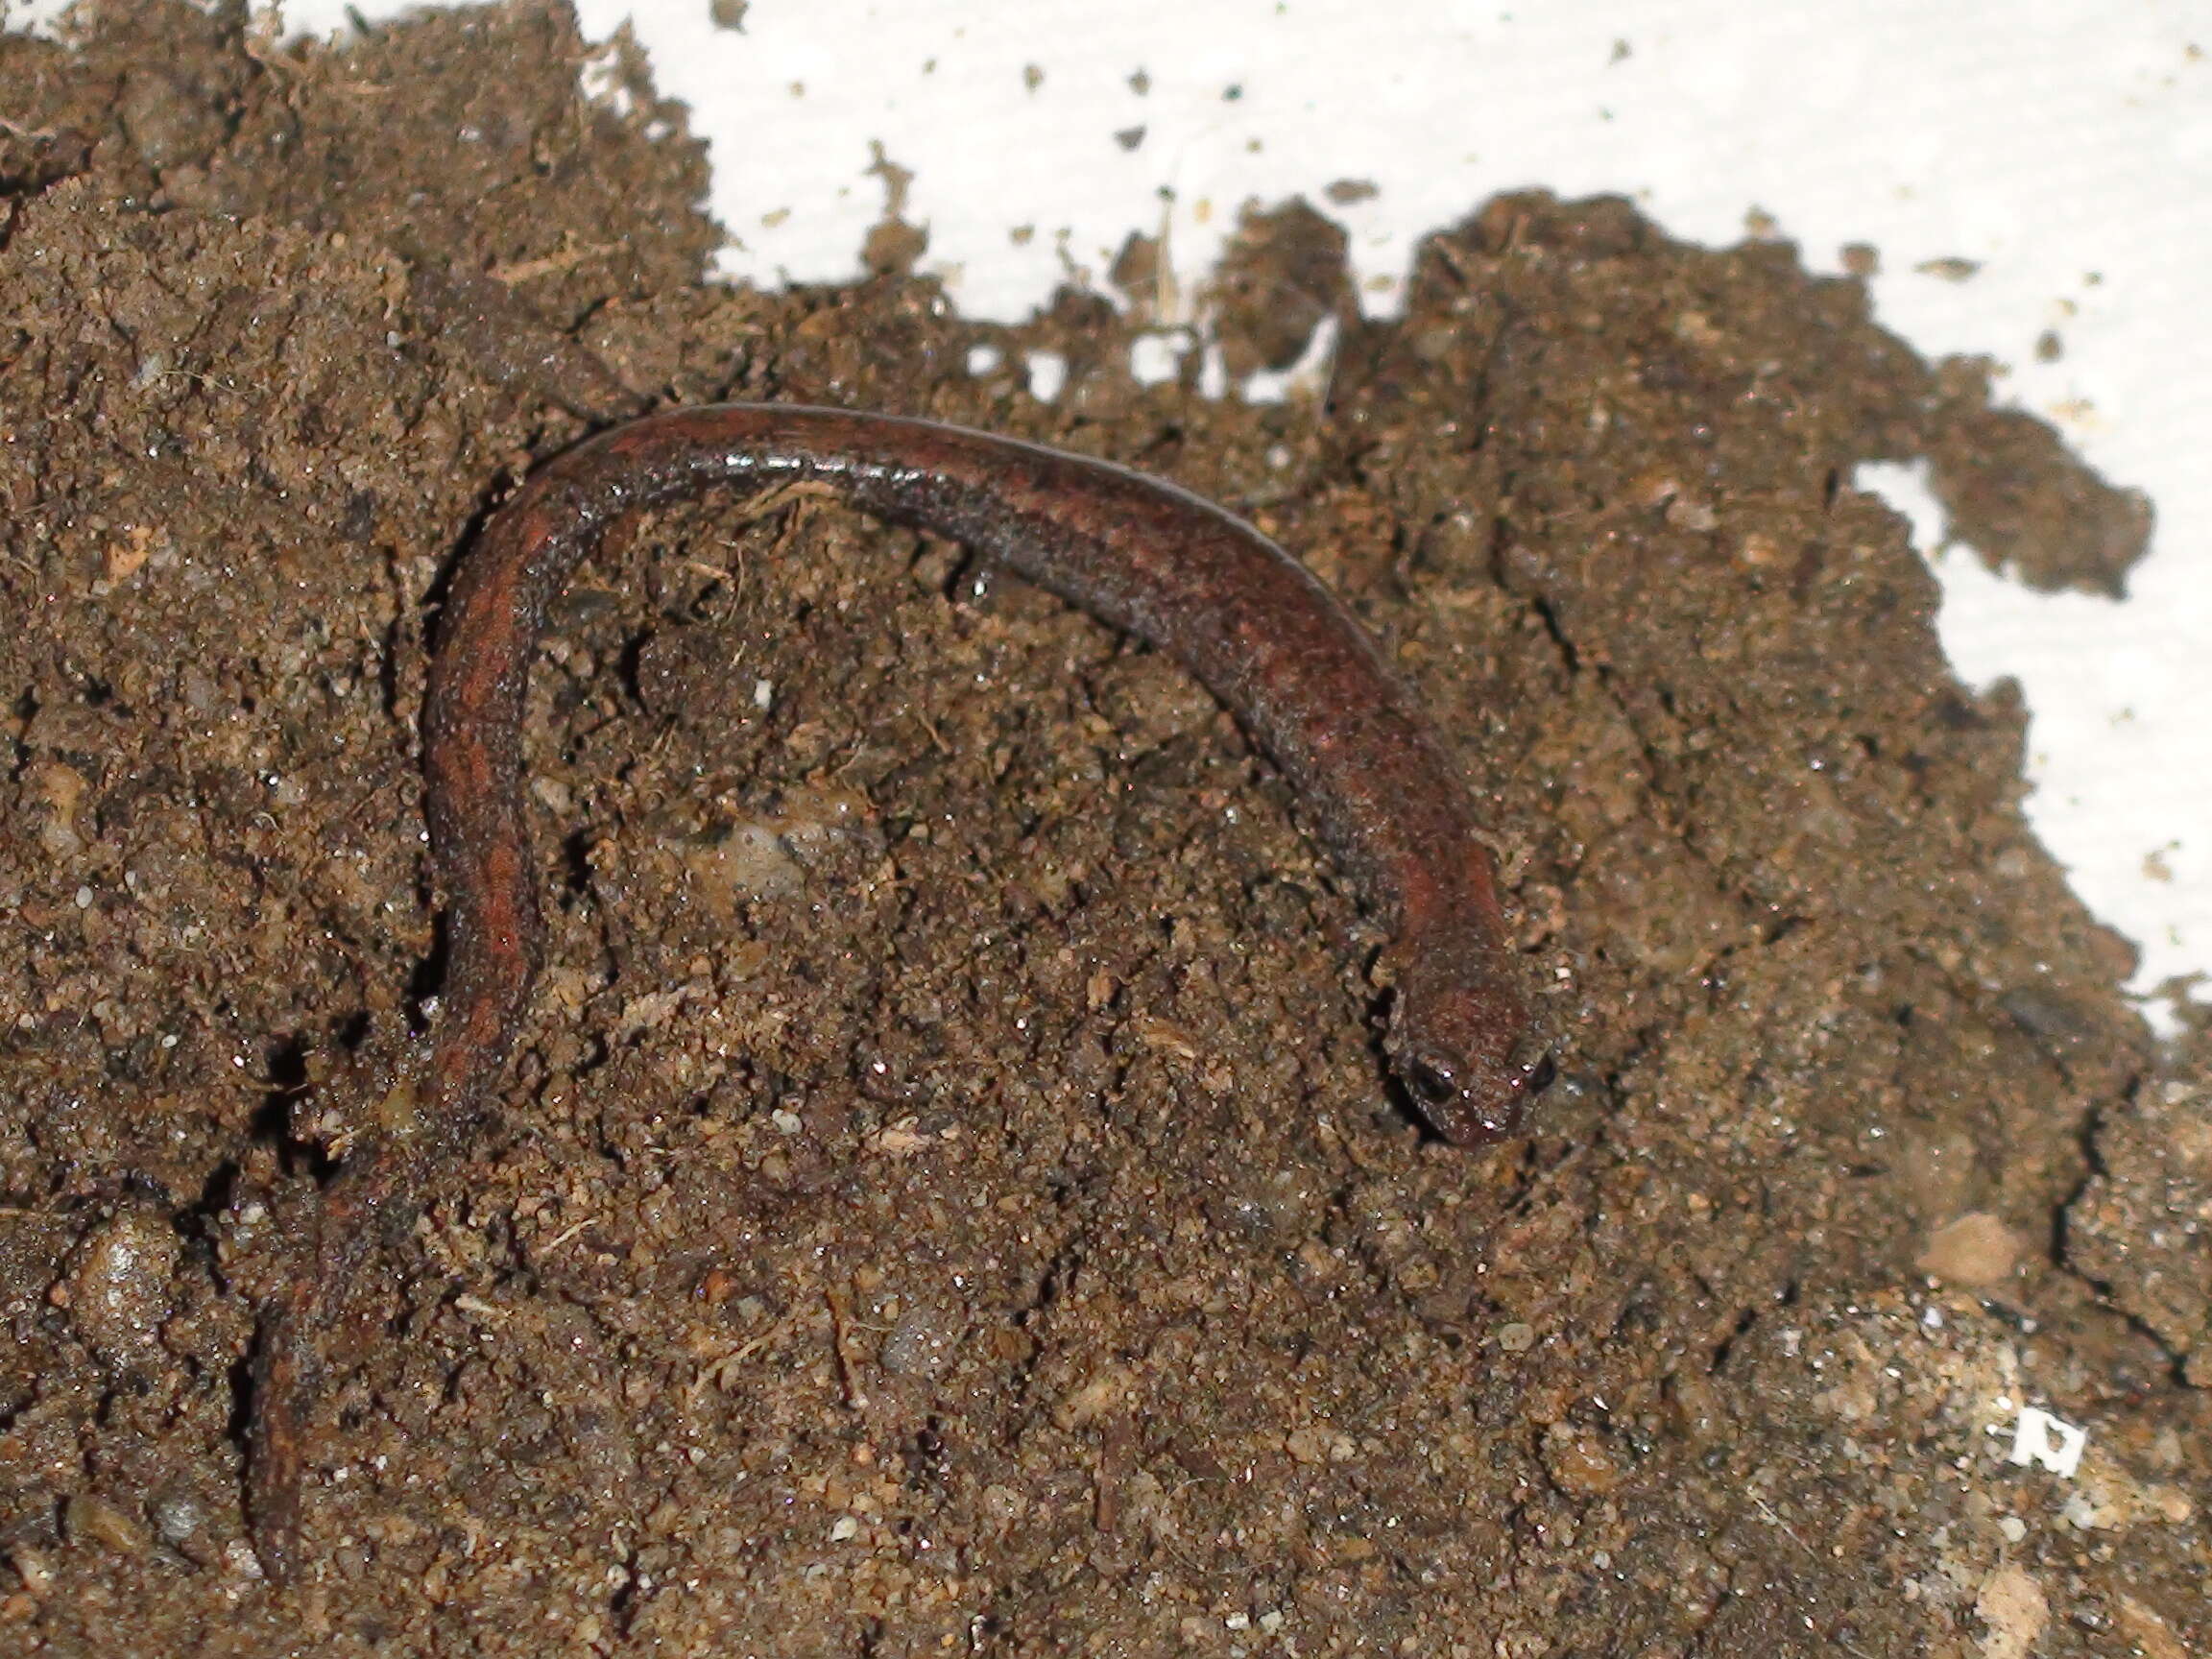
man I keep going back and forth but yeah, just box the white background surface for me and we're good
[49,0,2212,1024]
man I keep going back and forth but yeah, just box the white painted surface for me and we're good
[36,0,2212,1020]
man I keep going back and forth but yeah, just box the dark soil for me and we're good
[0,4,2202,1655]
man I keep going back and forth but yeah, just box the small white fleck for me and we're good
[965,344,1003,376]
[828,1515,860,1542]
[1128,330,1190,386]
[1196,340,1229,399]
[1025,349,1068,402]
[2008,1406,2087,1478]
[1996,1515,2026,1542]
[770,1108,803,1135]
[753,679,774,710]
[74,886,92,908]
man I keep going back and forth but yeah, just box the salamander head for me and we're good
[1385,954,1551,1144]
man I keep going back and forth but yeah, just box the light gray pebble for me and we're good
[879,1305,959,1378]
[150,1490,206,1549]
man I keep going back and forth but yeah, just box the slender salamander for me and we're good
[247,402,1550,1576]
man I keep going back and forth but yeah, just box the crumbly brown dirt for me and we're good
[0,4,2203,1656]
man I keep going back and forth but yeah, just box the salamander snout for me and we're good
[1386,962,1551,1144]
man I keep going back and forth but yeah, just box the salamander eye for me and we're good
[1407,1056,1459,1108]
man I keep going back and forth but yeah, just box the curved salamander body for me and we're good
[248,402,1544,1575]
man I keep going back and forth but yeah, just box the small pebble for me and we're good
[1543,1429,1623,1497]
[1496,1321,1537,1354]
[878,1305,959,1378]
[64,1494,147,1556]
[63,1210,180,1368]
[10,1546,53,1595]
[150,1490,206,1549]
[1916,1213,2021,1287]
